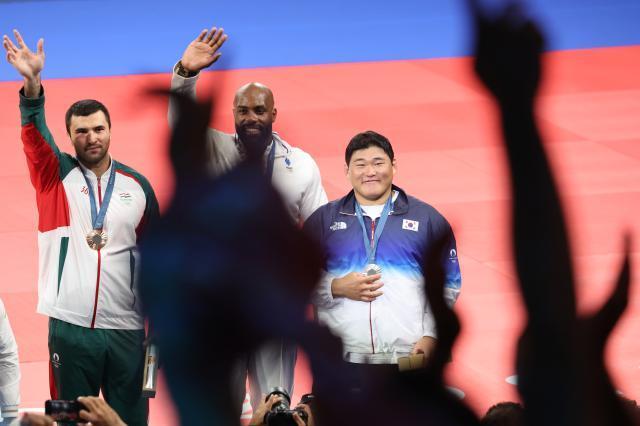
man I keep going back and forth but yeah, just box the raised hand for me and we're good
[582,236,631,351]
[180,26,228,73]
[3,30,44,81]
[468,0,544,104]
[3,29,44,97]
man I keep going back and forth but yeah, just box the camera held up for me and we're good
[263,387,314,426]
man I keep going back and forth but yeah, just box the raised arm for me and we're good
[3,29,70,196]
[3,29,44,98]
[469,0,576,333]
[470,1,635,424]
[169,27,228,128]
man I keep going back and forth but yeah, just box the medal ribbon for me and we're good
[354,193,394,265]
[264,139,277,180]
[83,160,117,230]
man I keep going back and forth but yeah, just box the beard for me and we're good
[236,122,273,154]
[75,143,109,168]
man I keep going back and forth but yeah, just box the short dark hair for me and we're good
[65,99,111,134]
[480,402,525,426]
[345,130,394,164]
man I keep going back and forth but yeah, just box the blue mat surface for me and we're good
[1,0,639,80]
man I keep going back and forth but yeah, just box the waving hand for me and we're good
[180,26,228,73]
[3,29,44,97]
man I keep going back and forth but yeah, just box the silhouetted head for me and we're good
[481,401,525,426]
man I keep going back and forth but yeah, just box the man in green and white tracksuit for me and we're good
[4,30,158,426]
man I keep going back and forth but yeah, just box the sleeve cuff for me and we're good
[173,61,200,79]
[422,312,438,338]
[444,287,460,308]
[312,271,339,307]
[19,85,44,107]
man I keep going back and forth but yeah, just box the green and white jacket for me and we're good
[20,89,159,330]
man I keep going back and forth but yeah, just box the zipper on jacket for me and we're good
[369,217,376,354]
[90,176,103,329]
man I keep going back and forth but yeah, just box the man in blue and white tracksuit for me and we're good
[303,131,461,377]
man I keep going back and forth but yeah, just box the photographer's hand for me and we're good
[292,412,305,426]
[293,404,314,426]
[19,413,54,426]
[248,394,283,426]
[77,396,126,426]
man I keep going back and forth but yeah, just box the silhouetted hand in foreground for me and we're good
[469,0,544,104]
[470,1,635,425]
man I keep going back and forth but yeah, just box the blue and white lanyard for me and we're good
[354,194,394,264]
[265,140,277,180]
[82,161,117,230]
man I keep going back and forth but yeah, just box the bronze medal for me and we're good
[86,230,107,250]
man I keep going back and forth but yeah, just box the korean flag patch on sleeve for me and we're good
[402,219,419,232]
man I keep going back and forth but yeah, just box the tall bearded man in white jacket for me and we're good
[169,26,328,414]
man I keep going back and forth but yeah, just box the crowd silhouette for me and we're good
[5,1,635,425]
[136,1,637,425]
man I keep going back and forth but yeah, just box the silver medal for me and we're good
[364,263,382,276]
